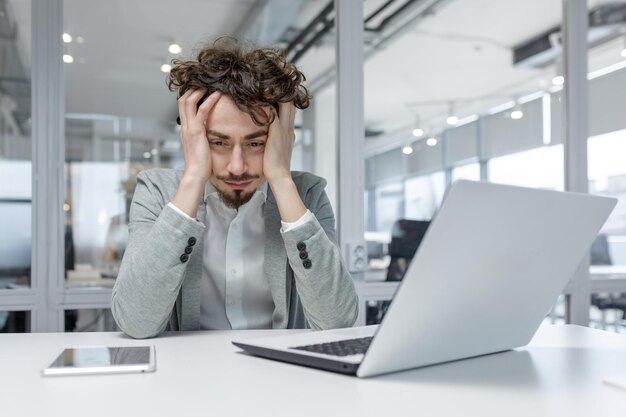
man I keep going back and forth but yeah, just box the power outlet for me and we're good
[346,242,368,273]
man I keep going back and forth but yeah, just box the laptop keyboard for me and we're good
[290,336,373,357]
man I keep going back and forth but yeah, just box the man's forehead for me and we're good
[214,94,274,112]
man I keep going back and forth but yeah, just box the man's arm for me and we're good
[112,90,222,338]
[111,171,205,338]
[264,102,358,329]
[278,178,359,330]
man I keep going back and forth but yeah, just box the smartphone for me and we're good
[41,346,156,376]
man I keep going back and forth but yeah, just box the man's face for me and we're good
[206,95,269,209]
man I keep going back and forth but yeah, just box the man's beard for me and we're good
[215,174,260,209]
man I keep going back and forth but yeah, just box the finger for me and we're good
[177,88,195,126]
[196,91,222,124]
[267,107,281,138]
[280,101,296,141]
[278,102,291,133]
[184,88,207,124]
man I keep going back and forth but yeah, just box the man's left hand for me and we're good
[263,101,296,184]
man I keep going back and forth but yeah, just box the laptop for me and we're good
[232,180,616,378]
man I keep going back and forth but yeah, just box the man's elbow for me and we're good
[111,299,165,339]
[311,297,359,330]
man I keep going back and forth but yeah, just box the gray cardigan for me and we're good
[111,169,358,338]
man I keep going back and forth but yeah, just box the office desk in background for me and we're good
[1,325,625,417]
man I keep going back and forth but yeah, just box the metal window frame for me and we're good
[562,0,592,325]
[31,0,65,331]
[335,0,366,279]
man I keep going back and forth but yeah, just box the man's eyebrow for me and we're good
[244,130,269,140]
[206,129,268,140]
[206,129,229,139]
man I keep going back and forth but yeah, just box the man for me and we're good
[111,38,358,338]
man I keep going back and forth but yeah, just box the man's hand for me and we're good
[171,89,222,217]
[178,89,222,184]
[264,101,307,223]
[263,101,296,184]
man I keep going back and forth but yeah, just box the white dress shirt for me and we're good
[168,181,313,330]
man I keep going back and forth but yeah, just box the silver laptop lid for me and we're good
[358,180,616,377]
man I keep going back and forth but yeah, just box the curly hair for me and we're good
[167,37,311,126]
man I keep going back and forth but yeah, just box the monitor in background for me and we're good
[386,219,429,281]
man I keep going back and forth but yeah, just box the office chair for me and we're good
[362,219,430,325]
[386,219,430,281]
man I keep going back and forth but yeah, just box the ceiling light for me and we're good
[446,103,458,125]
[402,144,413,155]
[150,148,158,155]
[412,128,424,137]
[76,36,85,44]
[552,75,564,86]
[552,56,565,86]
[160,64,172,73]
[62,33,72,43]
[63,54,74,64]
[621,48,626,58]
[143,151,152,159]
[510,99,524,120]
[426,137,438,147]
[168,43,182,54]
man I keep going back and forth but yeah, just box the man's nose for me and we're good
[227,145,246,175]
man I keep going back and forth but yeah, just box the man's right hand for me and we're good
[171,89,222,218]
[178,89,222,183]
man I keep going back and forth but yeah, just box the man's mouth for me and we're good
[216,174,260,191]
[223,180,254,190]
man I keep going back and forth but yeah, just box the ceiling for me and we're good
[5,0,626,151]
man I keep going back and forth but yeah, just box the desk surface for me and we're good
[1,325,626,417]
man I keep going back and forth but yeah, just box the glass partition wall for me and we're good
[1,0,619,332]
[363,0,626,331]
[586,0,626,332]
[0,0,32,332]
[364,0,565,281]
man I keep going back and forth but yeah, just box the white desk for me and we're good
[1,325,625,417]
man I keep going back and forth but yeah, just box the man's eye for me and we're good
[249,142,265,147]
[210,140,224,146]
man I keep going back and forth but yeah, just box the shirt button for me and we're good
[231,222,238,230]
